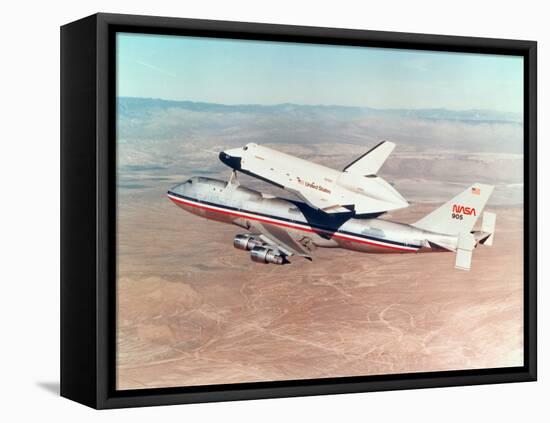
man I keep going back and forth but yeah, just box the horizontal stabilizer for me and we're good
[472,231,492,245]
[455,232,475,271]
[343,141,395,176]
[427,239,456,252]
[480,211,496,246]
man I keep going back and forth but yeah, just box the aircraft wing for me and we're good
[343,141,395,176]
[248,221,315,260]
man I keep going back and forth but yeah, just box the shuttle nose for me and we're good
[219,152,242,170]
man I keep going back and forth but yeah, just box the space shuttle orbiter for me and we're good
[219,141,408,215]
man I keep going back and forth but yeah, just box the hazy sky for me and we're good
[117,32,523,113]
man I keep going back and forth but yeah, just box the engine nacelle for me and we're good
[233,234,263,251]
[250,246,286,265]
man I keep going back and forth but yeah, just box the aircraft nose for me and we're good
[167,183,183,196]
[167,178,192,196]
[219,152,242,170]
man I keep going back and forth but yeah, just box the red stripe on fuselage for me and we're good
[167,194,415,252]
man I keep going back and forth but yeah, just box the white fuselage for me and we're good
[219,143,408,215]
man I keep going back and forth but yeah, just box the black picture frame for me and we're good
[60,12,537,409]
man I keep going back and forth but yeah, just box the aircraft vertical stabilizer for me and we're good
[413,183,494,236]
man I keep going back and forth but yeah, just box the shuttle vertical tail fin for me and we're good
[343,141,395,175]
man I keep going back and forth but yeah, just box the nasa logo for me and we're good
[452,204,477,216]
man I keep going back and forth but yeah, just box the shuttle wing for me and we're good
[343,141,395,176]
[285,187,351,214]
[347,193,407,215]
[293,187,406,215]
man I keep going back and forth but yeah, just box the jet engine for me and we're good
[250,246,286,265]
[233,234,263,251]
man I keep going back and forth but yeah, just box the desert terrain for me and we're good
[115,98,524,390]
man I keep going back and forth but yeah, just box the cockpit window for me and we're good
[243,146,248,151]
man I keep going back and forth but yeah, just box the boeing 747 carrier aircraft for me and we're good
[167,159,496,270]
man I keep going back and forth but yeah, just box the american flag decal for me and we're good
[472,187,480,195]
